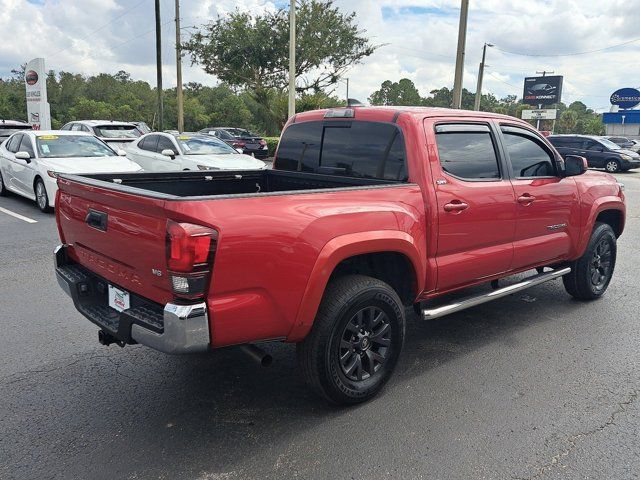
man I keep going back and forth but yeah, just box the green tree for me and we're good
[369,78,423,106]
[183,0,377,129]
[557,109,578,133]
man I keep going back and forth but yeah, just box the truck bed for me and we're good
[62,169,396,199]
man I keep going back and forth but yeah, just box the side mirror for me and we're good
[564,155,588,177]
[15,151,31,163]
[117,149,127,157]
[161,149,176,158]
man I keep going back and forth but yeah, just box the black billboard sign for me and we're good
[523,75,563,106]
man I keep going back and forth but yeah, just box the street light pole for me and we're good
[175,0,184,133]
[474,43,493,111]
[452,0,469,109]
[155,0,164,131]
[288,0,296,118]
[346,77,349,104]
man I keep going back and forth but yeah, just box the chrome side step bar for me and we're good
[422,267,571,320]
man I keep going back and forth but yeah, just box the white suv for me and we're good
[61,120,142,150]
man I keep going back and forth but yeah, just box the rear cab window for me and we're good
[275,120,408,181]
[434,124,501,181]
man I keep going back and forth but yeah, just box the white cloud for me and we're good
[2,0,639,111]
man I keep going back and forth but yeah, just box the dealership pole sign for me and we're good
[610,88,640,110]
[523,75,563,106]
[24,58,51,130]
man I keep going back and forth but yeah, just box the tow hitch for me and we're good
[98,330,125,348]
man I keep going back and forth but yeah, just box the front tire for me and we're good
[605,159,621,173]
[34,178,52,213]
[0,172,6,196]
[297,275,405,405]
[563,222,616,300]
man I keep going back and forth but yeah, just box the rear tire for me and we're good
[0,172,6,196]
[563,222,616,300]
[605,159,621,173]
[297,274,405,405]
[34,178,52,213]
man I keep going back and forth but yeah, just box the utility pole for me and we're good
[452,0,469,109]
[346,78,349,104]
[535,70,553,130]
[175,0,184,132]
[474,43,493,111]
[155,0,164,131]
[287,0,296,118]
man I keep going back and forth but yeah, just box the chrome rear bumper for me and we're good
[54,244,210,354]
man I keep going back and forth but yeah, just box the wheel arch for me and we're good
[288,231,424,342]
[576,201,625,257]
[596,209,624,237]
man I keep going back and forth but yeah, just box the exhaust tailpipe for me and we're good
[239,344,273,367]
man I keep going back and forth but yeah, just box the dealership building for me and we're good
[602,88,640,139]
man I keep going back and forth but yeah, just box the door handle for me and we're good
[85,209,108,231]
[444,201,469,212]
[517,194,536,205]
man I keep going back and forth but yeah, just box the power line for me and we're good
[49,0,149,59]
[60,19,174,71]
[495,36,640,57]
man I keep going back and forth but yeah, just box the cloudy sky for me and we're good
[2,0,639,112]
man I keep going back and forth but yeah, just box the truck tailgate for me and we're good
[56,176,173,306]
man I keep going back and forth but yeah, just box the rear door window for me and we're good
[435,125,501,180]
[276,121,407,181]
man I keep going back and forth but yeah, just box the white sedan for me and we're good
[0,130,141,212]
[126,132,267,172]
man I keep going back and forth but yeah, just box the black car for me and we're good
[0,120,32,144]
[548,134,640,173]
[199,127,269,159]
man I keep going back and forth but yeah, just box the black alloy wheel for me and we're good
[338,306,392,381]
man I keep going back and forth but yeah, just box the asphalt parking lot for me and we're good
[1,172,639,480]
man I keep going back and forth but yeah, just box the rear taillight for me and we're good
[166,220,218,299]
[259,139,267,146]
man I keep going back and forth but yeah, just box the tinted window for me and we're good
[585,140,601,151]
[156,136,176,153]
[320,123,407,180]
[275,122,322,172]
[19,135,35,157]
[549,137,582,148]
[61,124,72,131]
[277,121,407,181]
[139,135,158,152]
[436,130,500,180]
[6,134,22,153]
[71,124,83,131]
[503,131,555,177]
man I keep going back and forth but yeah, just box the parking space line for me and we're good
[0,206,38,224]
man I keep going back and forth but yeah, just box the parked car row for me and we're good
[0,127,268,213]
[548,134,640,173]
[0,131,141,212]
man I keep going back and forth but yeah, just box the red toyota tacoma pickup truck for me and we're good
[54,107,625,404]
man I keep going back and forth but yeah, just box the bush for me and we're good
[265,136,280,156]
